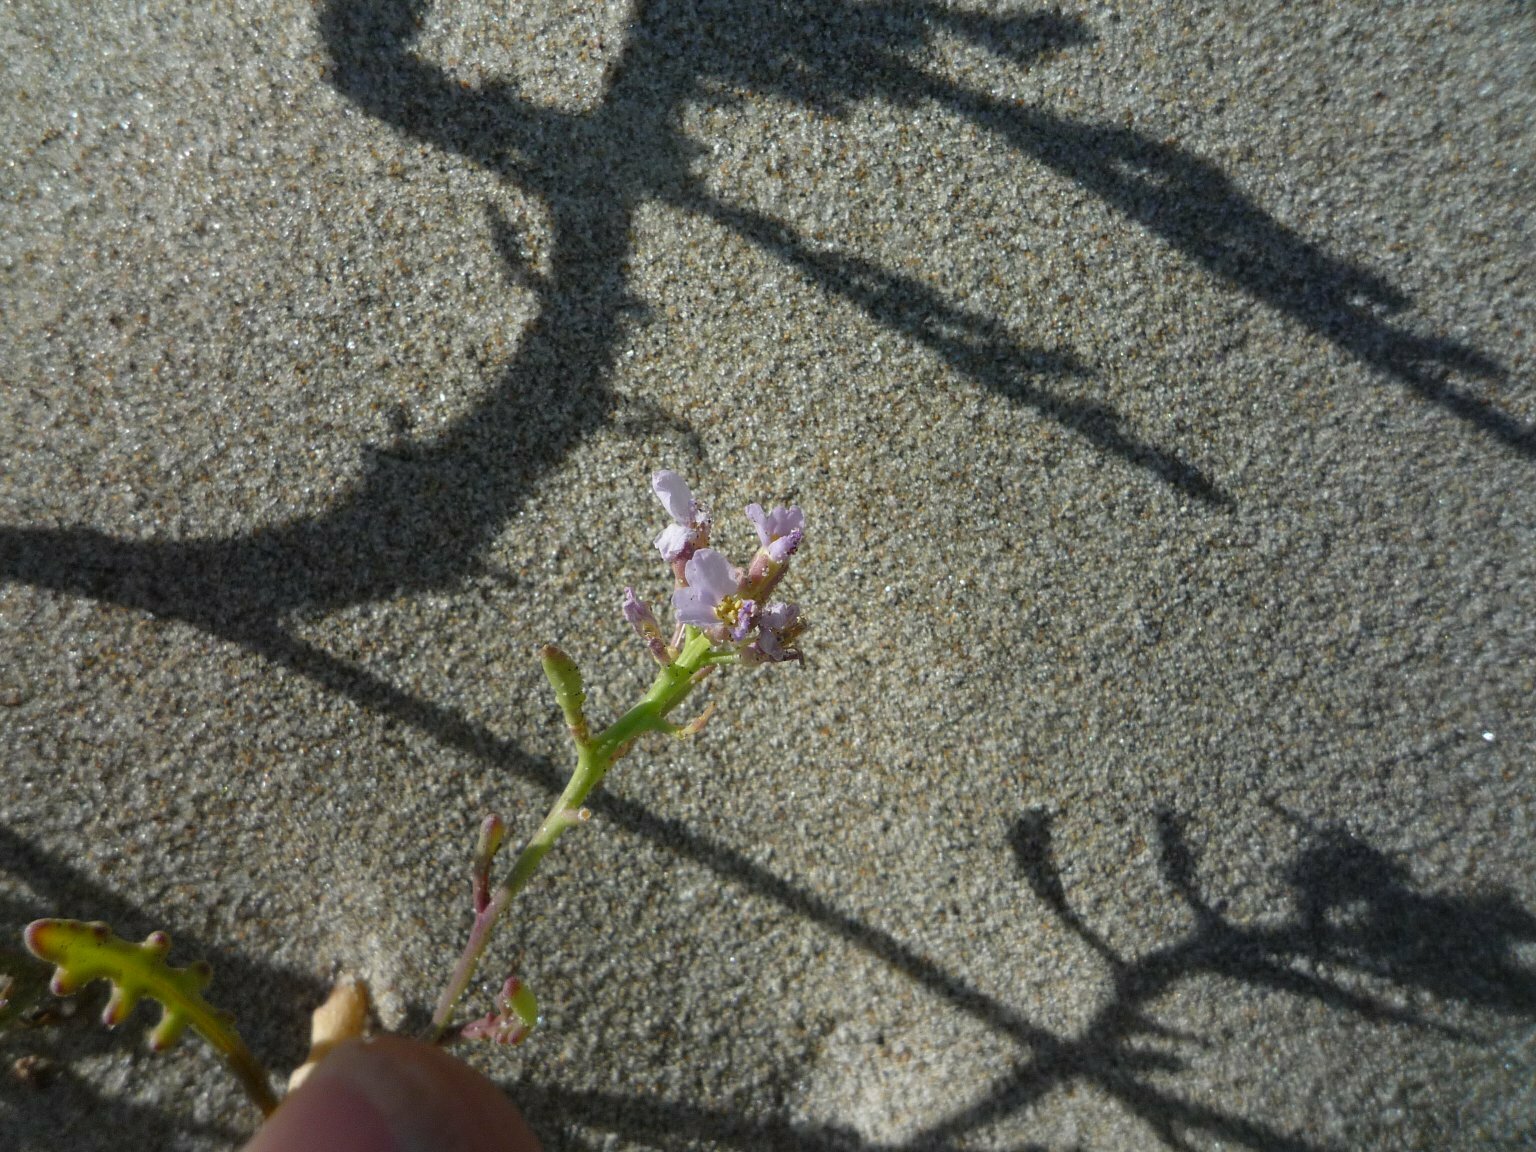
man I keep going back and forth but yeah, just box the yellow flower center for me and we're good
[713,594,746,628]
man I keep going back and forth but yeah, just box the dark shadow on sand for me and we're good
[8,763,1534,1150]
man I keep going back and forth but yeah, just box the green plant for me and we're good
[19,469,808,1120]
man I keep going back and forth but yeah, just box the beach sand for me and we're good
[3,2,1533,1148]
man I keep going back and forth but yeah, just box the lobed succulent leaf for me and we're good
[27,921,206,1043]
[23,919,277,1114]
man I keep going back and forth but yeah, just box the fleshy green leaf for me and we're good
[540,643,590,743]
[24,919,277,1114]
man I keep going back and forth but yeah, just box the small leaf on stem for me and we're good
[460,976,539,1046]
[540,644,589,744]
[665,700,715,738]
[472,814,507,915]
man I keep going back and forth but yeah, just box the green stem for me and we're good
[142,970,277,1115]
[222,1039,280,1117]
[428,630,715,1039]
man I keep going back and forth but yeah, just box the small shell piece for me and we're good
[288,977,371,1091]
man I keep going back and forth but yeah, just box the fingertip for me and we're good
[243,1037,541,1152]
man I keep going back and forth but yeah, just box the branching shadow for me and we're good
[507,808,1536,1152]
[8,625,1534,1152]
[318,0,1188,501]
[5,0,1527,644]
[931,97,1529,455]
[894,806,1536,1152]
[487,806,1536,1151]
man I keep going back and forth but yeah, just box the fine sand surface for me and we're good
[2,2,1533,1149]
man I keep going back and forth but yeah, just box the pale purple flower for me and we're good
[743,601,805,664]
[623,586,670,664]
[622,586,660,638]
[641,470,808,661]
[746,502,805,563]
[653,469,710,562]
[673,548,751,636]
[653,469,694,521]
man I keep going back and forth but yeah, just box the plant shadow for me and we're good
[503,804,1536,1151]
[7,789,1533,1150]
[5,0,1527,652]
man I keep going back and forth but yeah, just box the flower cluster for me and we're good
[626,470,807,666]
